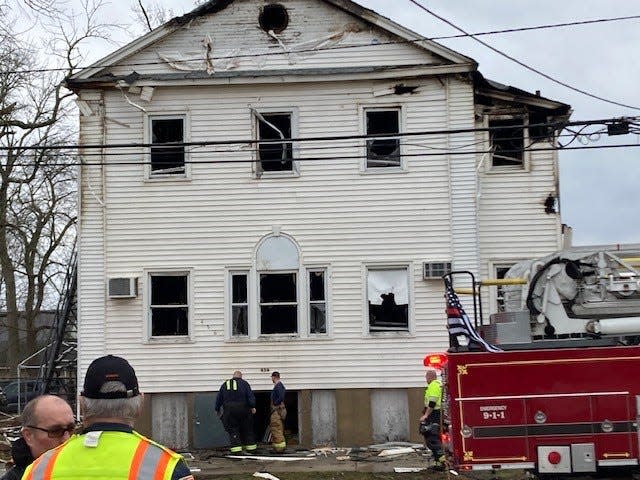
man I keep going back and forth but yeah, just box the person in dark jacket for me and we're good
[215,370,257,453]
[269,371,287,453]
[1,395,75,480]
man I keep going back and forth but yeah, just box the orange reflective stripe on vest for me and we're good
[27,436,173,480]
[129,440,172,480]
[24,446,63,480]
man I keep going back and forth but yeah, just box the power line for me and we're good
[407,0,640,111]
[4,14,640,75]
[4,141,640,168]
[3,117,615,152]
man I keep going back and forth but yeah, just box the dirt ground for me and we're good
[183,445,528,480]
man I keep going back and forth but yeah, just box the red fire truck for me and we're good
[427,249,640,476]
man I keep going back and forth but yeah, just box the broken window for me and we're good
[150,272,189,337]
[367,267,409,332]
[256,112,294,173]
[150,116,186,176]
[231,272,248,336]
[309,269,326,334]
[489,117,525,168]
[366,108,401,168]
[260,272,297,334]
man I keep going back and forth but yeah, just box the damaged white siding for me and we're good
[109,0,444,77]
[77,76,473,392]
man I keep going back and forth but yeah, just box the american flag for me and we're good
[445,279,502,353]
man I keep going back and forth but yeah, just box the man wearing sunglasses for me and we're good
[22,354,193,480]
[0,395,74,480]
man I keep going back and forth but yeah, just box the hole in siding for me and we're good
[259,3,289,33]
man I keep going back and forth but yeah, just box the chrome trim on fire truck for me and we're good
[598,459,638,467]
[473,421,634,438]
[466,463,536,470]
[455,391,628,402]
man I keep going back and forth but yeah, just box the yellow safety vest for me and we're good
[424,379,442,410]
[22,430,183,480]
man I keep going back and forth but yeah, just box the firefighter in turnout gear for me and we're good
[215,371,257,453]
[269,371,287,453]
[419,369,444,469]
[22,355,193,480]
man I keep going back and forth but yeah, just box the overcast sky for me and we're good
[32,0,640,246]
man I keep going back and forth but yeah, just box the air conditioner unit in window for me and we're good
[423,262,452,280]
[108,277,138,298]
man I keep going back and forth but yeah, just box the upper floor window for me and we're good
[255,110,296,175]
[367,267,409,332]
[489,116,527,169]
[231,272,249,336]
[309,269,327,334]
[365,108,401,169]
[149,115,186,176]
[149,271,190,337]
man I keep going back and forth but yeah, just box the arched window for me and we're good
[256,235,299,335]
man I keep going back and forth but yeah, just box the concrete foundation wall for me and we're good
[311,390,337,446]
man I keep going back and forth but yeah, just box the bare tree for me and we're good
[0,0,112,374]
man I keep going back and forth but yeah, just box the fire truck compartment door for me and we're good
[538,446,571,473]
[592,393,634,463]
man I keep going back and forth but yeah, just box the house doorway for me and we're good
[254,391,298,446]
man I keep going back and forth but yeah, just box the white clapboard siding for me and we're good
[78,76,468,392]
[109,0,446,78]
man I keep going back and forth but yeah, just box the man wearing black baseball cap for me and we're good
[23,355,194,480]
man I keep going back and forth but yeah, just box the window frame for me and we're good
[229,270,250,338]
[145,269,193,343]
[364,264,412,335]
[362,106,404,172]
[307,268,328,336]
[486,114,530,172]
[258,270,299,336]
[253,108,299,178]
[145,113,190,180]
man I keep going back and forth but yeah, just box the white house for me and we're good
[67,0,571,449]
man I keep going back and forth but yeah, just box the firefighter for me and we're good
[21,355,193,480]
[419,369,444,469]
[215,370,257,453]
[269,371,287,453]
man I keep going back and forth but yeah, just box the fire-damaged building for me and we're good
[66,0,571,449]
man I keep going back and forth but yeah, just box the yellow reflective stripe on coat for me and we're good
[225,379,237,390]
[23,430,182,480]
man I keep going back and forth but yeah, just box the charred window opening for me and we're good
[366,109,401,168]
[309,270,326,334]
[231,272,248,336]
[256,112,294,173]
[260,272,297,334]
[489,117,525,168]
[259,3,289,33]
[150,273,189,336]
[150,117,185,175]
[367,268,409,332]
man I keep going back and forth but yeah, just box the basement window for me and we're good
[489,117,526,169]
[309,269,327,334]
[260,272,297,335]
[231,272,249,336]
[367,267,409,332]
[365,108,401,169]
[149,272,189,337]
[255,111,296,175]
[149,116,186,176]
[259,4,289,33]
